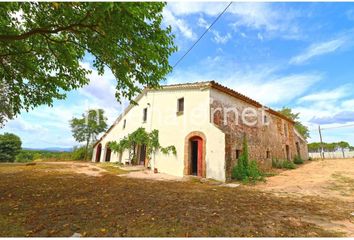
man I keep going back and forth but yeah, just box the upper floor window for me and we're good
[177,97,184,114]
[264,115,268,124]
[123,119,126,129]
[143,108,147,122]
[284,123,288,137]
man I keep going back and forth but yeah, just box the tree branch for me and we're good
[0,23,98,41]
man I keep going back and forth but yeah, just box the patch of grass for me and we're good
[97,163,129,175]
[293,155,304,164]
[272,158,296,169]
[327,172,354,196]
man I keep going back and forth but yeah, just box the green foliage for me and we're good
[282,160,296,169]
[232,158,247,181]
[0,132,22,162]
[15,150,34,162]
[293,155,304,164]
[247,160,263,182]
[15,149,89,162]
[70,109,107,160]
[272,158,282,169]
[231,135,263,183]
[272,158,296,169]
[0,2,177,126]
[109,128,177,163]
[71,145,92,161]
[308,141,353,153]
[0,82,13,127]
[278,107,309,139]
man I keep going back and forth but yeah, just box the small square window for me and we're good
[123,119,126,129]
[264,115,268,124]
[143,108,147,122]
[284,123,288,137]
[236,150,241,160]
[177,98,184,114]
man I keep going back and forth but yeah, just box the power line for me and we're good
[309,123,354,132]
[172,2,233,69]
[321,123,354,130]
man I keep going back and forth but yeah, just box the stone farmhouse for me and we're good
[92,81,308,181]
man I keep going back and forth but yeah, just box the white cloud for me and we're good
[162,8,196,40]
[290,37,347,64]
[298,85,351,103]
[342,99,354,109]
[168,64,321,106]
[1,62,126,148]
[212,31,231,44]
[167,2,301,39]
[197,17,209,29]
[4,117,47,134]
[197,16,231,44]
[234,73,322,105]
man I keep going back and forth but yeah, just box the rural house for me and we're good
[92,81,308,181]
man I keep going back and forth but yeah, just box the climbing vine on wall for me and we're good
[109,128,176,164]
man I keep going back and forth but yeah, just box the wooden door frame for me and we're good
[105,144,111,162]
[95,143,102,162]
[184,131,206,178]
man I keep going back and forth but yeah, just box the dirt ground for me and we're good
[254,158,354,201]
[0,160,353,237]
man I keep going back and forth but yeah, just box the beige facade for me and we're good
[93,81,308,182]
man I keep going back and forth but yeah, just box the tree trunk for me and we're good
[84,137,90,161]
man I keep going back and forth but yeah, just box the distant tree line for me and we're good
[308,141,354,153]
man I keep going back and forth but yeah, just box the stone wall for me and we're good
[210,89,308,180]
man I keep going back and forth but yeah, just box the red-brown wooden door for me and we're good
[190,137,203,177]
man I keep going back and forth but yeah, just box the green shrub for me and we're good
[272,158,296,169]
[231,135,263,183]
[232,157,247,181]
[272,158,285,169]
[71,146,86,160]
[248,160,263,182]
[282,160,296,169]
[293,155,304,164]
[15,150,34,163]
[0,133,22,162]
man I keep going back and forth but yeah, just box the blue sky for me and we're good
[2,2,354,148]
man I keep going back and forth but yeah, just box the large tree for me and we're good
[70,109,107,160]
[0,81,13,128]
[0,2,176,126]
[278,107,310,139]
[0,132,22,162]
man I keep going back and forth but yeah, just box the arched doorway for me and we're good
[95,143,102,162]
[105,144,111,162]
[184,132,206,178]
[190,136,203,176]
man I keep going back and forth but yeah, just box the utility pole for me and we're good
[318,125,324,159]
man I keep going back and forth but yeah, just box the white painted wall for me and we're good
[309,151,354,159]
[93,86,226,181]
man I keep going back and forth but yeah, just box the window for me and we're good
[264,115,268,124]
[143,108,147,122]
[123,119,126,129]
[284,123,288,137]
[236,150,241,160]
[177,98,184,114]
[266,150,270,159]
